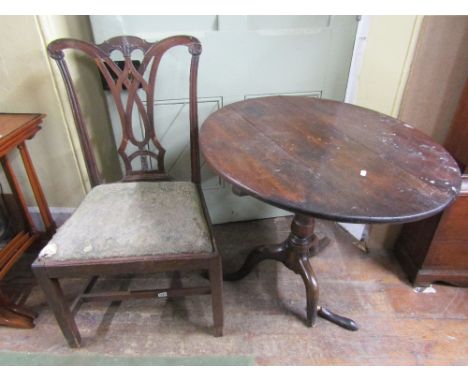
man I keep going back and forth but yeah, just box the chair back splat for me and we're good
[48,35,202,186]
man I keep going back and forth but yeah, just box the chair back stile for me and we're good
[47,35,202,186]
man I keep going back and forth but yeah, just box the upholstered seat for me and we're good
[38,182,213,263]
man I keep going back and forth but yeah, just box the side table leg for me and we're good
[0,290,35,328]
[309,236,331,257]
[226,213,359,330]
[283,214,320,327]
[297,254,319,326]
[1,157,37,233]
[18,142,56,235]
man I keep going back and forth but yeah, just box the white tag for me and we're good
[157,292,168,298]
[360,170,367,177]
[413,285,436,294]
[39,243,58,258]
[83,244,93,253]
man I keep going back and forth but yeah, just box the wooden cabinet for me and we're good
[395,81,468,286]
[395,178,468,286]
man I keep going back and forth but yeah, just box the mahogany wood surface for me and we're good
[200,96,461,224]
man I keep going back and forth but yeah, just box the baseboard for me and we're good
[415,268,468,287]
[27,207,75,231]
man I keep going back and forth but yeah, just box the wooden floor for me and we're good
[0,216,467,365]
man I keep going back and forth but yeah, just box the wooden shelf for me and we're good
[0,113,56,328]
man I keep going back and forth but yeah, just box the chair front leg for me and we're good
[34,269,81,348]
[209,255,224,337]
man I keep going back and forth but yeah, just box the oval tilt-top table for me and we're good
[200,96,462,331]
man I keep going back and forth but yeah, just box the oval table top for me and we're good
[200,96,462,224]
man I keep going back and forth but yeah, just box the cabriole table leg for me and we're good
[225,214,358,331]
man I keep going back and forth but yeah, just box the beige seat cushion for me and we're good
[38,182,213,263]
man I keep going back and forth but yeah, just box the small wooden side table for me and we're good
[0,113,56,328]
[200,96,461,331]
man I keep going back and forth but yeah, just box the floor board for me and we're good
[0,217,466,365]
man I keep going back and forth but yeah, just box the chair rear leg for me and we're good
[209,255,224,337]
[34,269,81,348]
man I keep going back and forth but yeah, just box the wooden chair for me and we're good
[32,35,223,347]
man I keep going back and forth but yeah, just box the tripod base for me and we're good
[225,214,358,331]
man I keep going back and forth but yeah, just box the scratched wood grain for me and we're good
[200,96,462,224]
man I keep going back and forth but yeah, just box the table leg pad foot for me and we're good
[317,306,358,331]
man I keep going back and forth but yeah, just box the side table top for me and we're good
[0,113,44,141]
[0,114,45,155]
[200,96,461,224]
